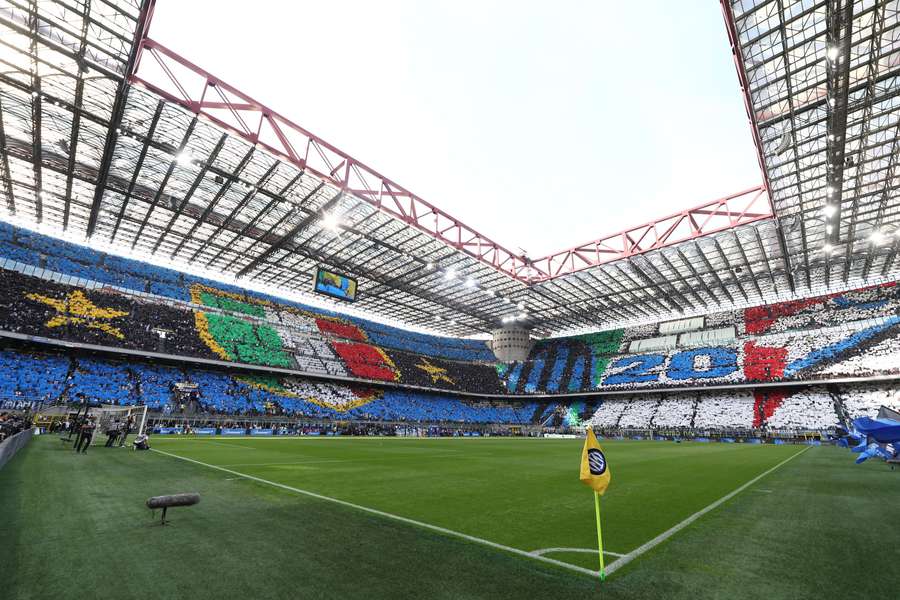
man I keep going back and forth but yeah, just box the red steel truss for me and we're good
[526,186,771,281]
[129,38,772,284]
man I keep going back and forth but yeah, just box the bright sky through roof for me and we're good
[150,0,762,258]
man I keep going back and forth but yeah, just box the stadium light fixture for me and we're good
[825,224,833,234]
[870,231,887,245]
[822,204,837,217]
[826,45,840,62]
[175,151,193,166]
[322,212,341,232]
[823,243,833,254]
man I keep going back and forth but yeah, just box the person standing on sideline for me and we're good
[119,415,135,447]
[75,418,95,453]
[104,420,120,447]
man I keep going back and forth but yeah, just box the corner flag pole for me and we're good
[594,491,606,581]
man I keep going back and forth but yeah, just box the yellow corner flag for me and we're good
[579,427,611,581]
[580,427,611,495]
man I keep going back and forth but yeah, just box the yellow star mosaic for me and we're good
[414,357,455,385]
[26,290,130,339]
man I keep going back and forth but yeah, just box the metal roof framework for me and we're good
[0,0,898,339]
[722,0,900,300]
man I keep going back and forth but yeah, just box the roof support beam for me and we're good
[129,117,198,248]
[694,242,735,305]
[720,0,796,294]
[168,145,256,259]
[193,162,285,265]
[85,0,155,237]
[824,0,855,244]
[150,133,227,253]
[676,247,720,306]
[0,96,15,214]
[234,189,343,278]
[217,181,324,273]
[657,250,706,311]
[110,100,163,242]
[28,0,42,222]
[62,0,93,230]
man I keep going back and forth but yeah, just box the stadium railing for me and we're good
[0,427,34,470]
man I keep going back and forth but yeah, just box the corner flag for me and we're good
[579,427,611,581]
[580,427,611,495]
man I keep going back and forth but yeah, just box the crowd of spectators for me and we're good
[2,220,900,401]
[501,292,900,394]
[0,256,502,391]
[839,383,900,419]
[0,412,29,442]
[2,344,899,433]
[0,221,494,363]
[586,388,846,432]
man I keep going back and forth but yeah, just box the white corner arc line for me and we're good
[150,449,600,578]
[531,547,625,558]
[605,446,811,576]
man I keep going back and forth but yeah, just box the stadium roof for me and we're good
[0,0,897,337]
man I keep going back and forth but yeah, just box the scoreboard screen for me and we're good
[313,267,358,302]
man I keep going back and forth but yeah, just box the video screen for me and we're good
[313,267,358,302]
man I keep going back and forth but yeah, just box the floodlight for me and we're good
[322,212,341,232]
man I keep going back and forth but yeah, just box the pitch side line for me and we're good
[605,446,811,575]
[151,448,601,578]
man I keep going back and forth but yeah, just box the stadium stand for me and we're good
[0,347,537,425]
[838,383,900,420]
[2,222,900,405]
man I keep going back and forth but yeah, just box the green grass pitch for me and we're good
[2,435,898,599]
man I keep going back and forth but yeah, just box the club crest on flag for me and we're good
[580,428,611,496]
[587,448,606,475]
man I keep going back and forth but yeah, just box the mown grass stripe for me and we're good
[605,446,811,575]
[151,448,602,578]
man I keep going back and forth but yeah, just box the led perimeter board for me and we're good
[313,267,358,302]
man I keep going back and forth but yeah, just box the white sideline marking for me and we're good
[152,445,810,580]
[219,454,467,468]
[220,459,345,467]
[531,547,625,558]
[605,446,811,576]
[151,449,600,578]
[188,440,257,450]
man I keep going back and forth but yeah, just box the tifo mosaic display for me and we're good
[1,221,900,395]
[0,349,537,424]
[4,347,898,432]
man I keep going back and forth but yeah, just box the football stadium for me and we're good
[1,1,900,598]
